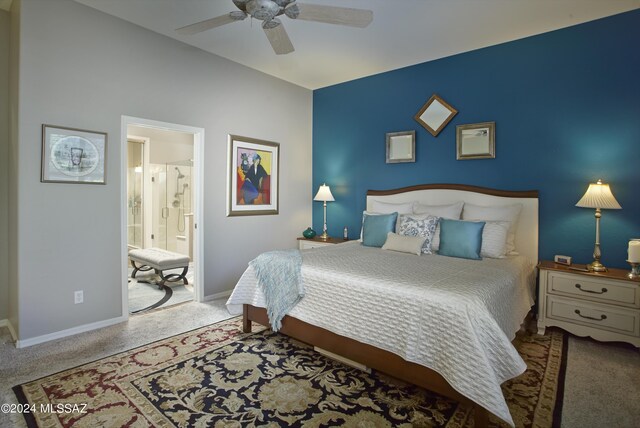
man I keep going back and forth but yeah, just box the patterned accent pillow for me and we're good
[398,215,439,254]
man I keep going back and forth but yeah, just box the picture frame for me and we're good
[414,94,458,137]
[386,130,415,163]
[227,134,280,216]
[456,122,496,160]
[41,124,107,184]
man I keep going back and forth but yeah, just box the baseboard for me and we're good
[202,289,232,302]
[0,319,17,342]
[15,315,127,349]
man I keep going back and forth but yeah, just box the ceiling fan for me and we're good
[176,0,373,55]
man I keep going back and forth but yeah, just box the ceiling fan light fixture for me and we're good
[284,3,300,19]
[232,0,250,9]
[262,19,281,30]
[246,0,280,21]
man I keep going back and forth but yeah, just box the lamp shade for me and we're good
[313,184,335,202]
[575,179,621,209]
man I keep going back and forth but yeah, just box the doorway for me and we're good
[121,116,204,317]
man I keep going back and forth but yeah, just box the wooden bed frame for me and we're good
[242,184,539,427]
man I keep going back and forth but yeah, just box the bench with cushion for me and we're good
[128,248,190,289]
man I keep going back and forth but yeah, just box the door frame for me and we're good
[120,116,205,317]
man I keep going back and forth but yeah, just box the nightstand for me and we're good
[297,236,346,250]
[537,260,640,348]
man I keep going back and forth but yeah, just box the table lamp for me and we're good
[314,183,334,240]
[575,179,621,272]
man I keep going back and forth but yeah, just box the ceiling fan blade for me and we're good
[288,3,373,28]
[263,21,294,55]
[176,13,243,35]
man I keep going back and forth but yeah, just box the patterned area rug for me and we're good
[14,318,566,427]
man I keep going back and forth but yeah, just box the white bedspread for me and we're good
[227,241,536,426]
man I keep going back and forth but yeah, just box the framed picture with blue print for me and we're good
[227,134,280,216]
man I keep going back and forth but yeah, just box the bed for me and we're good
[227,183,539,427]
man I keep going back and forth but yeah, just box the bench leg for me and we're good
[130,260,153,278]
[157,266,189,288]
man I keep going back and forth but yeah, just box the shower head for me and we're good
[175,167,185,179]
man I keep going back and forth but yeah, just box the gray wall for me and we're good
[0,9,9,321]
[8,0,20,335]
[15,0,312,341]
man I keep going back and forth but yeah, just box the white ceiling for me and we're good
[75,0,639,90]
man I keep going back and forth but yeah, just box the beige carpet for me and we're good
[14,317,566,427]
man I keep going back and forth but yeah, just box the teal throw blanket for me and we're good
[250,249,304,331]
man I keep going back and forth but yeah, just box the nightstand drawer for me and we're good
[548,271,639,308]
[299,240,334,250]
[546,295,640,336]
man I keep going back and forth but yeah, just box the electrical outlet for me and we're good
[74,290,83,304]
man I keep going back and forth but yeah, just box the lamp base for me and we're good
[319,232,329,241]
[587,261,608,272]
[627,261,640,279]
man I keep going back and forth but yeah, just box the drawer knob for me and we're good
[574,309,607,321]
[575,283,607,294]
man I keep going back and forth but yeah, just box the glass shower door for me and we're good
[150,160,192,255]
[151,165,169,250]
[127,141,144,249]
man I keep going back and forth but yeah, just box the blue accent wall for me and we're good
[312,10,640,269]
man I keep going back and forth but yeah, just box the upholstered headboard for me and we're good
[366,184,539,262]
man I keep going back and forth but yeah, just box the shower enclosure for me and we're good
[150,159,193,257]
[127,141,144,249]
[126,148,194,258]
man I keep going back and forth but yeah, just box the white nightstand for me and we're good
[297,236,346,250]
[537,260,640,348]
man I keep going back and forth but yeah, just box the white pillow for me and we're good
[371,200,415,214]
[382,232,425,256]
[413,201,464,219]
[463,203,522,254]
[480,221,510,258]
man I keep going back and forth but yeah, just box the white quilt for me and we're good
[227,241,536,426]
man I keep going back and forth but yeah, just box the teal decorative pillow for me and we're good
[438,219,486,260]
[362,212,398,247]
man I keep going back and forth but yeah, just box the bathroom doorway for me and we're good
[121,117,204,317]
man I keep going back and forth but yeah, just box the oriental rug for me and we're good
[14,317,566,427]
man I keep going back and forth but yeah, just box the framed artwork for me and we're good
[227,135,280,216]
[386,130,415,163]
[41,124,107,184]
[414,94,458,137]
[456,122,496,160]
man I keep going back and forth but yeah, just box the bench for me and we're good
[128,248,190,289]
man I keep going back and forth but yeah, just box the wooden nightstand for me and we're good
[297,236,347,250]
[537,260,640,348]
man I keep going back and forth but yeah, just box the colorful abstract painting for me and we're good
[228,135,279,216]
